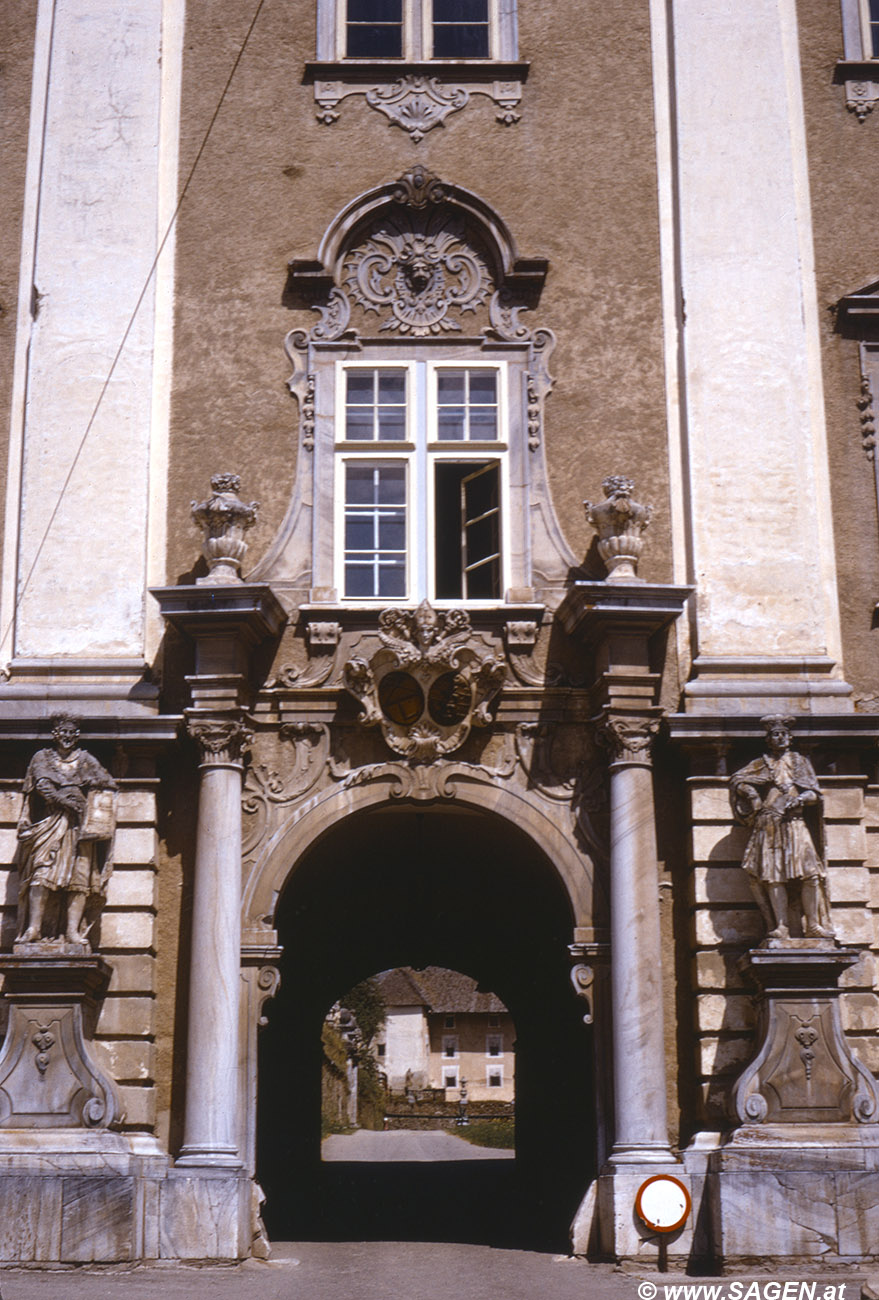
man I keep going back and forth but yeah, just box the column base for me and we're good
[607,1142,678,1165]
[176,1144,243,1169]
[581,1161,693,1263]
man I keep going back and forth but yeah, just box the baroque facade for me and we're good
[0,0,878,1270]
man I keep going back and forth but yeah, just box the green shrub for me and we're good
[456,1119,515,1149]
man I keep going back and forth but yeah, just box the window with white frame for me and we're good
[862,0,879,56]
[444,1069,459,1088]
[487,1065,503,1088]
[839,0,879,116]
[338,0,503,61]
[336,359,507,604]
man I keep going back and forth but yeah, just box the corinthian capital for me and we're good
[597,712,661,766]
[186,715,253,766]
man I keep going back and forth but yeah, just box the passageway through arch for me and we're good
[257,803,595,1251]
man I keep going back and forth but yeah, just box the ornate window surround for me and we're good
[836,0,879,119]
[835,278,879,612]
[248,168,577,614]
[307,0,527,138]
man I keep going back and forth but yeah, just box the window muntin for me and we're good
[336,359,507,603]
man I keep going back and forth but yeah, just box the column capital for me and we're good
[185,712,253,767]
[596,709,663,767]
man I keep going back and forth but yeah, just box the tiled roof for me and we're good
[376,966,508,1014]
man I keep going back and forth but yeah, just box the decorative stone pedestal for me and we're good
[0,955,121,1128]
[708,944,879,1266]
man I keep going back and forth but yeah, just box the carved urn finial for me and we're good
[584,475,652,583]
[191,473,259,585]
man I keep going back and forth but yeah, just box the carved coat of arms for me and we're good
[343,601,505,762]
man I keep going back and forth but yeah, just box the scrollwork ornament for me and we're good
[256,966,282,1027]
[366,76,470,141]
[569,964,595,1025]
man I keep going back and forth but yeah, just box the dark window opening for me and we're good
[346,0,403,57]
[871,0,879,57]
[434,461,500,600]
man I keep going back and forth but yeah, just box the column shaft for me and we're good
[608,759,673,1162]
[178,757,243,1166]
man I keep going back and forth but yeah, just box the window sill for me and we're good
[305,61,529,138]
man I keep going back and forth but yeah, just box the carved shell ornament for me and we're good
[343,210,491,336]
[343,601,505,762]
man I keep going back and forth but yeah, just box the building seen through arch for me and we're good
[0,0,878,1271]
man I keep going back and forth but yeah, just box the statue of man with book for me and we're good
[15,714,117,951]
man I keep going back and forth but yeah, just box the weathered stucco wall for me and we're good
[0,3,37,588]
[797,0,879,699]
[165,0,672,590]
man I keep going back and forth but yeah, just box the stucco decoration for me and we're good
[312,74,522,140]
[584,476,653,583]
[14,715,117,954]
[730,716,835,943]
[343,601,505,762]
[191,473,259,585]
[343,209,491,335]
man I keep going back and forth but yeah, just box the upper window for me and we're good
[341,0,494,60]
[838,0,879,117]
[862,0,879,56]
[335,359,507,604]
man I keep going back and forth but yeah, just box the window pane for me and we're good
[469,407,497,439]
[346,23,403,57]
[346,371,375,403]
[433,0,488,19]
[345,409,374,440]
[346,465,377,503]
[377,407,406,441]
[345,517,375,550]
[345,564,375,598]
[433,23,489,56]
[378,514,405,550]
[378,371,406,402]
[378,466,405,502]
[437,408,466,440]
[378,563,406,597]
[468,371,496,404]
[437,370,466,404]
[349,0,401,19]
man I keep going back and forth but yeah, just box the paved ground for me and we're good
[0,1245,868,1300]
[322,1128,515,1161]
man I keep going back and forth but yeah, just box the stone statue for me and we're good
[583,475,652,582]
[15,714,117,951]
[729,715,835,943]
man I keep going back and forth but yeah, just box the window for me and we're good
[486,1034,502,1057]
[487,1066,503,1088]
[444,1070,459,1088]
[488,1013,500,1027]
[377,1042,387,1057]
[335,359,507,604]
[444,1014,456,1028]
[442,1035,459,1058]
[839,0,879,117]
[338,0,497,60]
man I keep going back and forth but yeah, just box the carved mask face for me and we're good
[401,250,433,294]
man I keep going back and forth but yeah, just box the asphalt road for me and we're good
[322,1127,515,1161]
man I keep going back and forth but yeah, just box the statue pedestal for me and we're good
[731,943,879,1127]
[0,955,121,1128]
[706,944,879,1266]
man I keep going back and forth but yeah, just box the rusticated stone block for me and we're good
[826,823,868,861]
[93,1038,156,1082]
[831,907,873,945]
[113,827,157,865]
[695,993,755,1033]
[117,1083,157,1126]
[692,950,745,989]
[60,1175,134,1261]
[694,907,762,946]
[106,870,157,909]
[691,824,748,862]
[698,1034,753,1075]
[827,865,870,904]
[690,784,731,821]
[116,789,156,821]
[96,995,154,1037]
[105,953,156,993]
[840,992,879,1033]
[823,786,866,819]
[100,912,155,951]
[693,866,751,905]
[837,1170,879,1255]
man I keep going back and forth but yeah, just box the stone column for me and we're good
[600,710,675,1164]
[177,715,252,1168]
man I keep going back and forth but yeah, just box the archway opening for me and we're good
[257,803,594,1251]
